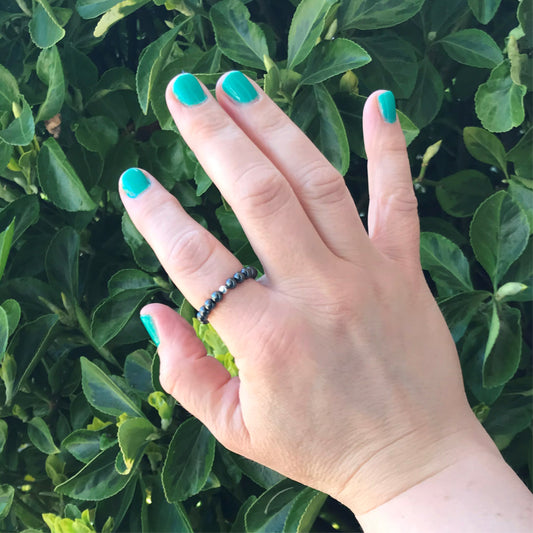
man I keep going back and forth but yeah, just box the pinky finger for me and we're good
[140,303,249,452]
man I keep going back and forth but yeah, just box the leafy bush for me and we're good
[0,0,531,531]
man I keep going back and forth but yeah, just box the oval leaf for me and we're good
[300,38,371,85]
[36,45,65,122]
[210,0,269,70]
[338,0,424,30]
[420,232,473,297]
[463,127,507,176]
[0,96,35,146]
[62,429,102,463]
[436,170,493,217]
[80,357,144,418]
[439,29,503,69]
[55,446,132,500]
[287,0,336,69]
[117,417,156,475]
[475,61,527,133]
[27,417,60,454]
[470,191,529,286]
[37,138,96,212]
[45,226,80,300]
[162,418,216,502]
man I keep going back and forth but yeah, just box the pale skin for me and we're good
[119,72,533,531]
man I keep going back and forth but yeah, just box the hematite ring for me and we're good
[196,266,258,324]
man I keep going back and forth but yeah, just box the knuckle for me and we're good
[164,227,216,277]
[299,160,347,205]
[235,164,291,219]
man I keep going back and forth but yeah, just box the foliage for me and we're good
[0,0,531,531]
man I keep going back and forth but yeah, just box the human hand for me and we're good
[119,72,497,514]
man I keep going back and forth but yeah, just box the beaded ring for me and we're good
[196,266,258,324]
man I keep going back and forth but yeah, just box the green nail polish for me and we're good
[121,168,150,198]
[378,91,397,123]
[140,314,160,346]
[222,71,258,104]
[172,73,207,106]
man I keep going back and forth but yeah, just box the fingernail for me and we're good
[222,71,258,104]
[140,314,160,346]
[121,168,150,198]
[172,73,208,106]
[377,91,397,124]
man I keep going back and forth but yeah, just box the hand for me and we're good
[119,72,497,514]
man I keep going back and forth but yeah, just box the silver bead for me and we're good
[219,285,227,294]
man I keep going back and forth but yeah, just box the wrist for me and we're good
[333,412,499,516]
[356,447,532,532]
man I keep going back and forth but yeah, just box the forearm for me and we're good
[355,449,533,532]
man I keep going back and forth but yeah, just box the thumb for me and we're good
[363,91,420,269]
[140,303,248,452]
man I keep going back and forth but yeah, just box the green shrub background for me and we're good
[0,0,531,531]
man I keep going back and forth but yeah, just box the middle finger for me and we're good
[166,73,328,279]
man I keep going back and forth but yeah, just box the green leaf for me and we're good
[87,67,136,105]
[507,128,532,179]
[141,477,194,533]
[194,163,213,196]
[29,1,65,48]
[210,0,269,69]
[436,170,493,217]
[503,236,532,301]
[0,96,35,146]
[338,0,425,30]
[300,38,371,85]
[45,226,79,301]
[162,417,216,502]
[108,269,158,296]
[508,180,533,234]
[0,420,7,454]
[420,232,473,297]
[122,212,160,272]
[36,45,65,122]
[0,308,8,357]
[467,0,502,24]
[94,0,152,38]
[483,303,521,388]
[0,218,15,281]
[55,446,133,500]
[475,61,527,133]
[283,488,327,532]
[136,26,181,114]
[232,454,285,489]
[37,138,97,212]
[74,116,119,157]
[470,191,529,286]
[1,299,21,337]
[244,478,305,532]
[439,291,491,342]
[313,84,350,175]
[118,417,155,475]
[76,0,123,18]
[124,349,153,394]
[357,33,418,99]
[286,0,336,69]
[484,392,533,450]
[80,357,144,418]
[61,429,102,463]
[0,484,14,520]
[463,127,508,176]
[400,57,443,129]
[0,65,21,113]
[27,417,60,454]
[7,314,59,399]
[91,286,157,346]
[0,195,40,244]
[439,29,503,69]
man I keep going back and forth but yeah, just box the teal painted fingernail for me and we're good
[172,73,207,106]
[140,314,160,346]
[121,168,150,198]
[222,71,258,104]
[378,91,397,123]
